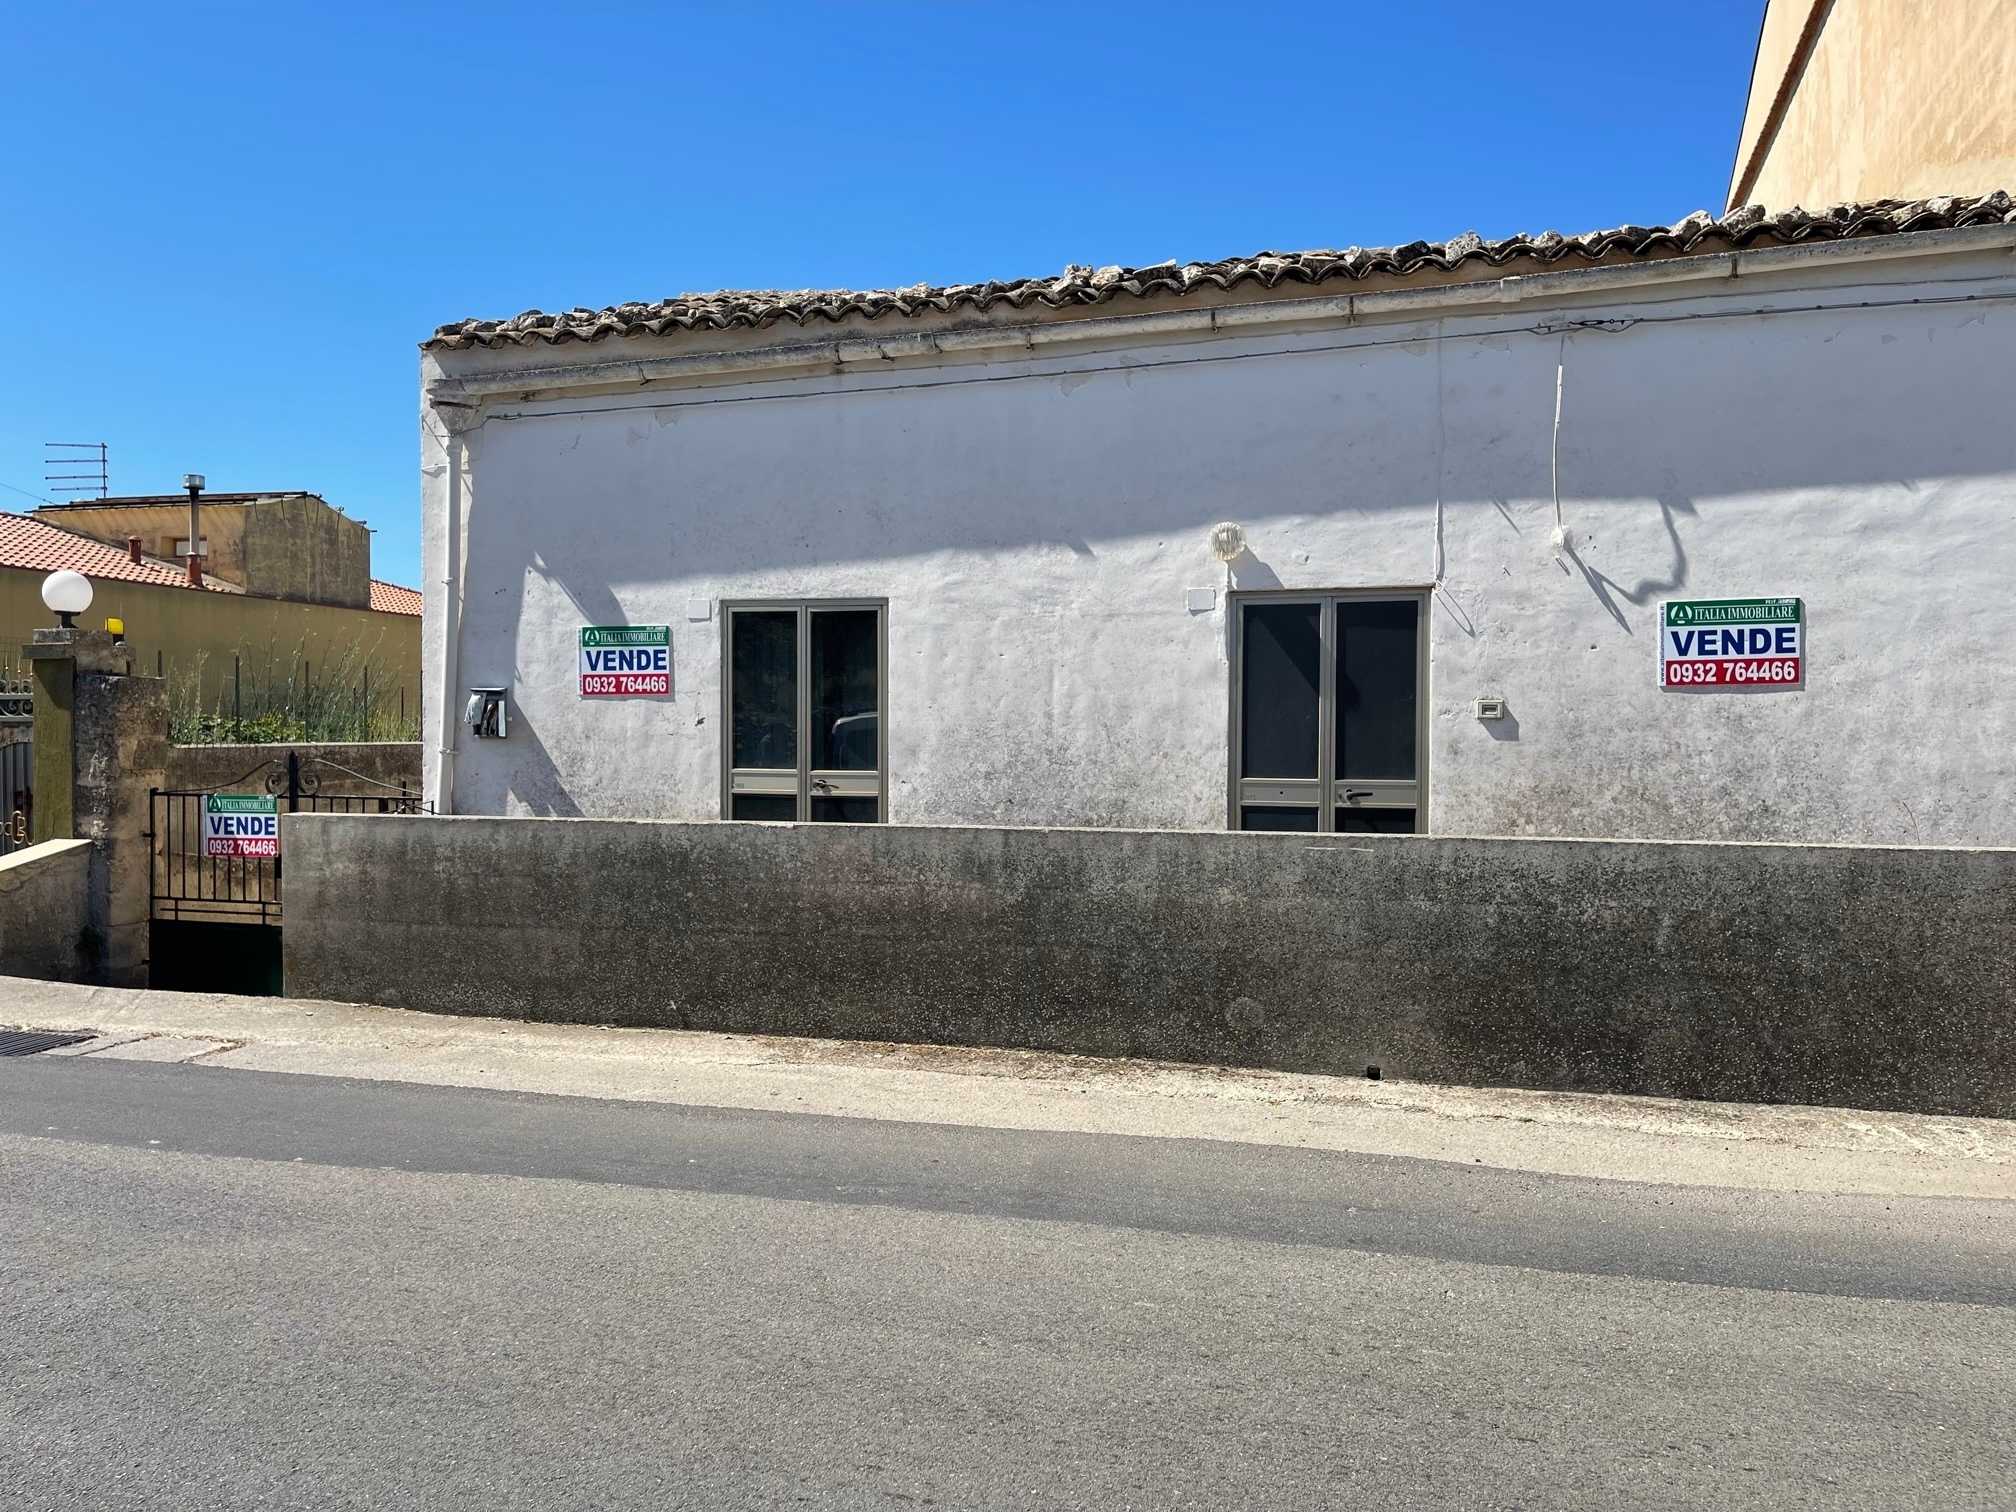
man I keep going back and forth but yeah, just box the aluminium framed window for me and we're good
[720,599,887,823]
[1228,588,1430,834]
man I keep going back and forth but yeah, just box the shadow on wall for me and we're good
[1227,549,1282,591]
[453,541,623,815]
[457,309,2012,582]
[492,704,584,818]
[1562,496,1693,634]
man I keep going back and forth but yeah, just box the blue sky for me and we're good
[0,2,1762,589]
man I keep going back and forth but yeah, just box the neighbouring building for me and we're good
[1730,0,2016,210]
[1,504,421,712]
[418,192,2016,847]
[34,490,373,608]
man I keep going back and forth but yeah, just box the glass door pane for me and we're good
[731,611,798,772]
[811,610,879,771]
[1335,807,1415,834]
[1241,806,1319,832]
[812,797,880,823]
[1335,600,1418,781]
[1240,602,1321,778]
[729,603,886,825]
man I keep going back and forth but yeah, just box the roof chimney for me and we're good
[127,535,143,563]
[183,473,205,587]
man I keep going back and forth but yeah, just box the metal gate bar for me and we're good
[0,737,31,857]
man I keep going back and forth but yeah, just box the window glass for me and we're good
[1336,600,1418,780]
[1240,806,1319,832]
[811,610,878,772]
[812,797,880,823]
[1336,807,1416,834]
[732,794,796,822]
[731,611,797,770]
[1240,603,1321,779]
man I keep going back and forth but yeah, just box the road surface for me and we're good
[2,1055,2010,1510]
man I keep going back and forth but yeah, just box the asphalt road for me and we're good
[1,1058,2011,1511]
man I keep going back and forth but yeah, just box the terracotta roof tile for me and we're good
[0,512,238,593]
[426,193,2016,351]
[369,579,423,616]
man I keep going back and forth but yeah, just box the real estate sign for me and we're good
[579,625,671,697]
[1660,598,1803,689]
[203,794,279,858]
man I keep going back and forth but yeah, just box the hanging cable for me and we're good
[1549,334,1570,555]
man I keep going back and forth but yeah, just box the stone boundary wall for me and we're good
[0,838,94,982]
[282,816,2016,1118]
[167,742,421,798]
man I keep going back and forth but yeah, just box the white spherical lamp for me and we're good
[41,570,94,628]
[1208,521,1247,564]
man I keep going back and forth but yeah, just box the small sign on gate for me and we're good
[203,793,279,858]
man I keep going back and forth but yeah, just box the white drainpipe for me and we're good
[430,415,471,815]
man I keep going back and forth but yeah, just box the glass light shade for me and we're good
[41,570,93,616]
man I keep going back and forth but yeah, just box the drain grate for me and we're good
[0,1028,96,1058]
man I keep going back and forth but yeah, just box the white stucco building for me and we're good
[420,193,2016,846]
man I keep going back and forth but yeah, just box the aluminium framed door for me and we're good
[1228,589,1428,833]
[722,600,887,823]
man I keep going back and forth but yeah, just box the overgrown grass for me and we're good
[167,638,419,744]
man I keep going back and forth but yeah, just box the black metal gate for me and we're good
[148,751,426,994]
[1,669,31,857]
[0,737,31,857]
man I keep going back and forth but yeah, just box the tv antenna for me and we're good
[44,442,108,499]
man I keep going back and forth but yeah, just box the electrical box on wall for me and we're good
[1473,696,1507,721]
[465,687,508,739]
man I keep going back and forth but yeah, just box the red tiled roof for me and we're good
[4,511,424,617]
[369,579,423,616]
[0,512,237,592]
[3,513,422,619]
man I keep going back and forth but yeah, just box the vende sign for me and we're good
[1661,597,1803,689]
[203,794,279,858]
[579,625,670,697]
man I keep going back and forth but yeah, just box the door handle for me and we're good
[1339,789,1373,802]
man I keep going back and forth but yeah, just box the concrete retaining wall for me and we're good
[0,838,95,982]
[282,815,2016,1117]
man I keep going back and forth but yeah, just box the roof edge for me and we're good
[426,218,2016,405]
[33,491,321,511]
[425,193,2016,357]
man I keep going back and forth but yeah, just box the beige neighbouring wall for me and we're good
[1,567,420,717]
[1731,0,2016,209]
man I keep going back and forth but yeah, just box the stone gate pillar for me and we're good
[25,628,167,986]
